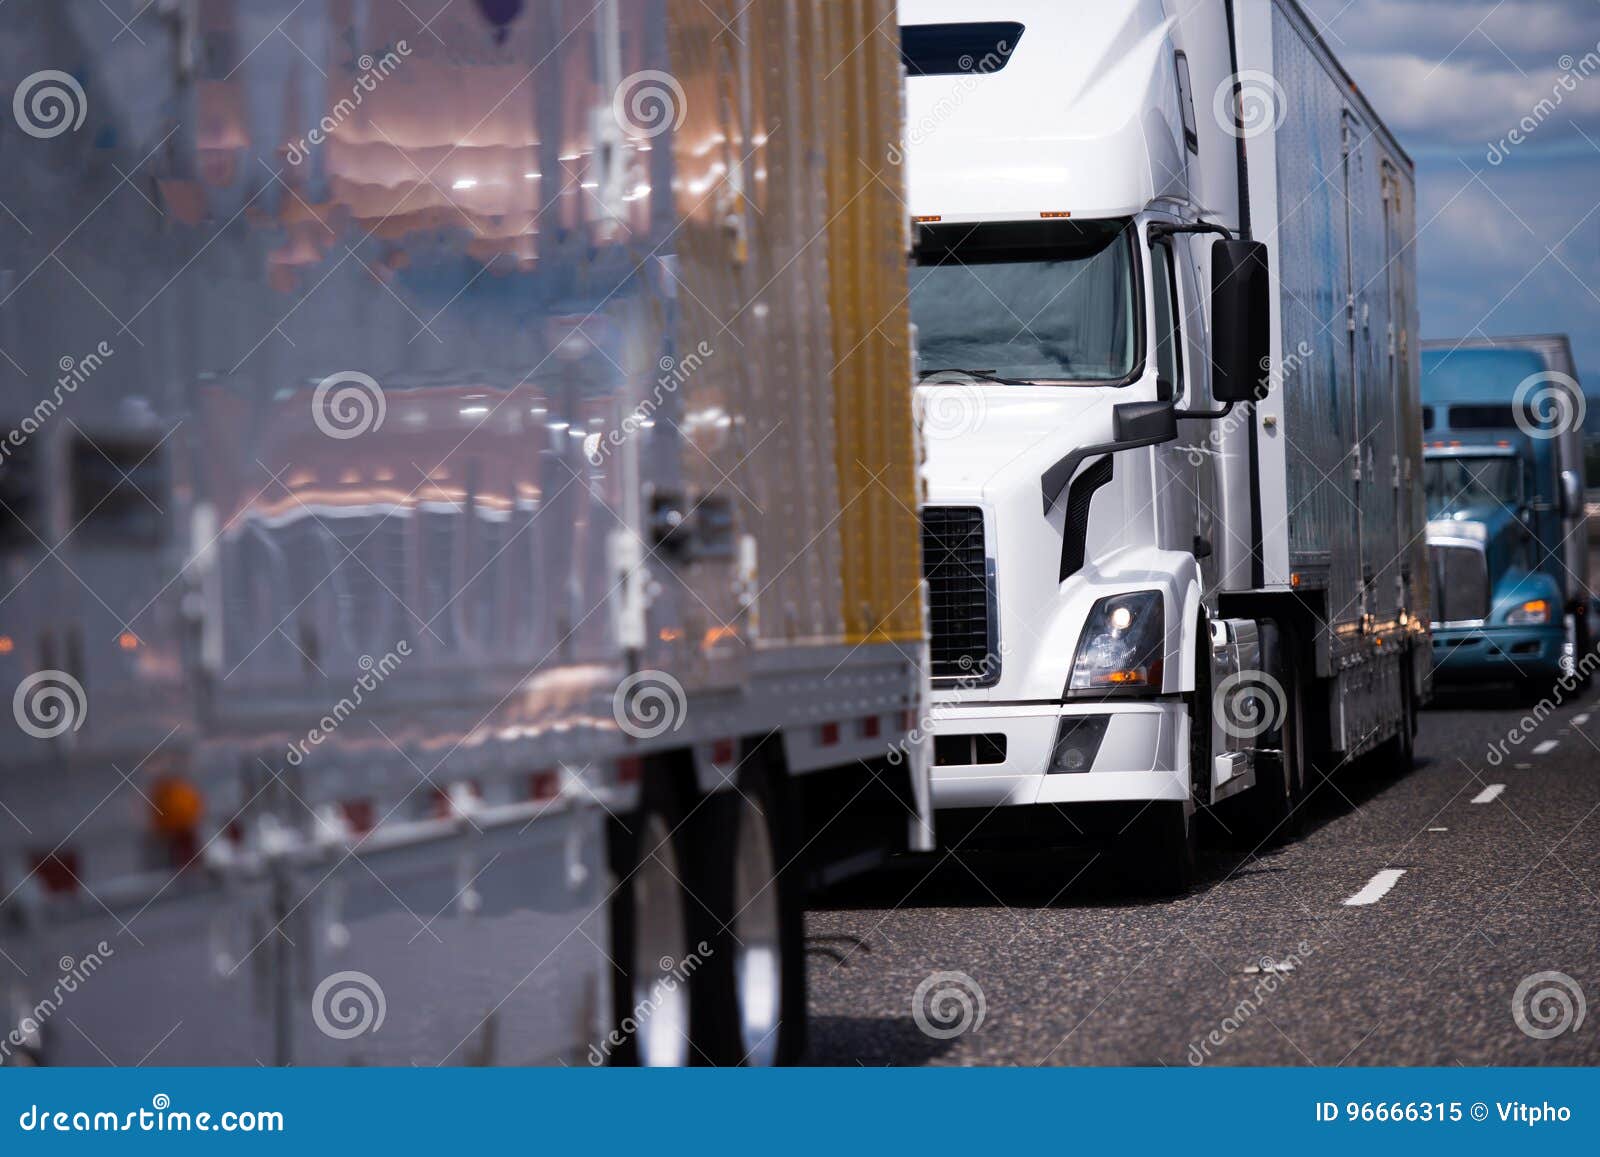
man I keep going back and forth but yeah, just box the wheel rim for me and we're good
[732,800,782,1066]
[631,812,690,1067]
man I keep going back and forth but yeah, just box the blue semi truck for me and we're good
[1422,336,1591,694]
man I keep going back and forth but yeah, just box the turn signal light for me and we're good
[150,777,204,837]
[1506,599,1552,625]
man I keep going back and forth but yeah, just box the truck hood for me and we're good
[918,381,1190,703]
[917,383,1123,503]
[1428,505,1517,542]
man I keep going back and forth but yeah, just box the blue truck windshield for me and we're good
[1424,455,1520,517]
[909,220,1138,384]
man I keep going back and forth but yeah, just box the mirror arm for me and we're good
[1173,400,1235,421]
[1148,221,1236,242]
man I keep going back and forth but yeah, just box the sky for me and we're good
[1296,0,1600,390]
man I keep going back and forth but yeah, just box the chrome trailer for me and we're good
[0,0,927,1067]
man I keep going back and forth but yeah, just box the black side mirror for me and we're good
[1210,239,1271,404]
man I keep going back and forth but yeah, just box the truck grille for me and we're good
[1430,542,1489,623]
[921,506,995,681]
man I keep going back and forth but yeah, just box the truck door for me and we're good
[1148,232,1208,591]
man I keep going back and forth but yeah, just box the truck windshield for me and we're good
[909,219,1138,384]
[1424,455,1520,517]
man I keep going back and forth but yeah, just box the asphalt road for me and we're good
[804,686,1600,1065]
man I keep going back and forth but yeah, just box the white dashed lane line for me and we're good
[1574,713,1590,726]
[1471,784,1506,804]
[1532,739,1559,755]
[1343,869,1407,907]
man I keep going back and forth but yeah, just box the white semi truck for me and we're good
[0,0,928,1066]
[901,0,1429,890]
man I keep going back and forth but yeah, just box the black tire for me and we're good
[604,771,694,1067]
[1571,610,1592,689]
[1374,661,1415,774]
[1124,621,1205,895]
[1123,800,1197,896]
[689,741,808,1065]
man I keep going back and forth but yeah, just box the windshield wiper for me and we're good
[916,367,1031,385]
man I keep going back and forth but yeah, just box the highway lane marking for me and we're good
[1471,784,1506,804]
[1574,713,1590,725]
[1533,740,1559,755]
[1428,826,1448,832]
[1343,869,1406,907]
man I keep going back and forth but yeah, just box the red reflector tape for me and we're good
[820,722,840,747]
[30,851,80,895]
[340,799,375,835]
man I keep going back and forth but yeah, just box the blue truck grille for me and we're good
[1430,542,1489,623]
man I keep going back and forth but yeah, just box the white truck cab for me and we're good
[902,0,1429,890]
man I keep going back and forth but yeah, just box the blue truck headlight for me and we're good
[1068,591,1165,694]
[1505,598,1552,625]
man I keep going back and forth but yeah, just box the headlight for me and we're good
[1506,598,1552,625]
[1426,519,1486,543]
[1068,591,1165,694]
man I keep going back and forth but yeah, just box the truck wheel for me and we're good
[691,751,808,1065]
[1375,662,1415,774]
[1125,625,1205,895]
[1125,801,1197,896]
[606,776,693,1067]
[1572,611,1593,688]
